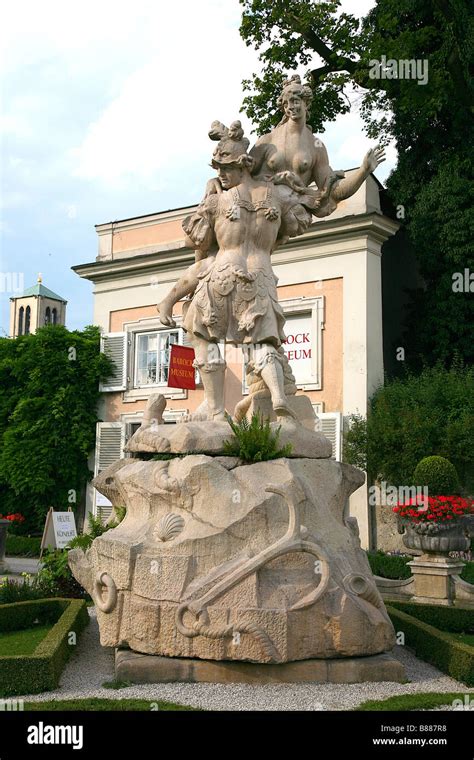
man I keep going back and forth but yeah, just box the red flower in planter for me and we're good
[393,495,474,523]
[0,512,25,523]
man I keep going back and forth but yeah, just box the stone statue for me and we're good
[68,74,403,683]
[250,74,385,217]
[157,75,384,422]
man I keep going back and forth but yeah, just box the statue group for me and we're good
[69,75,404,683]
[158,75,384,422]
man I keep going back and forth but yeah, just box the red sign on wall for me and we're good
[168,344,196,390]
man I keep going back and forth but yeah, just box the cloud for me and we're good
[71,5,258,186]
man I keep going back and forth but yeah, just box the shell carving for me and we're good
[155,513,185,542]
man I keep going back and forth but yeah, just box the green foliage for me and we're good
[35,550,88,600]
[223,413,292,462]
[0,625,53,656]
[413,456,461,496]
[342,414,367,471]
[239,0,362,135]
[462,562,474,585]
[366,550,412,580]
[238,1,474,367]
[68,507,125,552]
[388,601,474,634]
[0,598,64,632]
[102,679,133,690]
[24,698,201,711]
[366,551,474,586]
[5,535,41,557]
[0,325,113,533]
[0,598,89,697]
[0,578,45,605]
[343,363,474,489]
[386,605,474,686]
[355,692,470,711]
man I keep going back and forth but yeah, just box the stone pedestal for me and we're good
[69,453,399,666]
[408,554,465,606]
[115,648,406,685]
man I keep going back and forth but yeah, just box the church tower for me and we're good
[9,274,67,337]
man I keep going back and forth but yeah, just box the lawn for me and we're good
[452,632,474,647]
[355,692,473,711]
[0,624,53,656]
[24,698,200,711]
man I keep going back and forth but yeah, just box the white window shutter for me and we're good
[94,422,125,522]
[99,332,127,391]
[316,412,342,461]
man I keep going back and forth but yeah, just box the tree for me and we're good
[239,0,474,366]
[0,325,112,532]
[343,362,474,491]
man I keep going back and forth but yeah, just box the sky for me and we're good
[0,0,394,334]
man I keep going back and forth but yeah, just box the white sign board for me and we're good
[282,314,314,384]
[40,508,77,554]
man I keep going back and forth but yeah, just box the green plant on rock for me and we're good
[223,412,292,463]
[68,507,125,552]
[413,456,461,496]
[33,550,87,599]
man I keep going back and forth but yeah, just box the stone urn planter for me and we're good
[398,517,471,556]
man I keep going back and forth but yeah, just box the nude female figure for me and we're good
[157,74,385,327]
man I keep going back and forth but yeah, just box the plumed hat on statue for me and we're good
[209,120,254,170]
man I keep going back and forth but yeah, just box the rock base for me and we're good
[115,648,406,685]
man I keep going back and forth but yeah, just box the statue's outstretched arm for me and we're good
[331,145,386,201]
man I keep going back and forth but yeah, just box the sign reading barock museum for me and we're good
[168,344,196,390]
[282,314,313,384]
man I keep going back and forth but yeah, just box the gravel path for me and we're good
[18,608,473,711]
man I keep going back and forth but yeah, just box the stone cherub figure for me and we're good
[157,75,385,422]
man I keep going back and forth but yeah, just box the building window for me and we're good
[18,306,24,335]
[45,307,51,325]
[134,330,179,387]
[25,306,31,335]
[52,308,57,325]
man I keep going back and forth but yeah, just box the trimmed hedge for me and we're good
[5,535,41,557]
[387,605,474,686]
[367,551,412,580]
[0,598,89,697]
[367,551,474,585]
[388,600,474,633]
[0,599,64,632]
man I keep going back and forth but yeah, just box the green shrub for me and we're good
[35,550,88,599]
[343,364,474,488]
[0,599,65,632]
[461,562,474,585]
[68,509,124,553]
[223,413,292,463]
[5,535,41,557]
[367,551,412,580]
[0,578,44,605]
[388,601,474,633]
[413,456,461,495]
[387,605,474,686]
[0,598,89,697]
